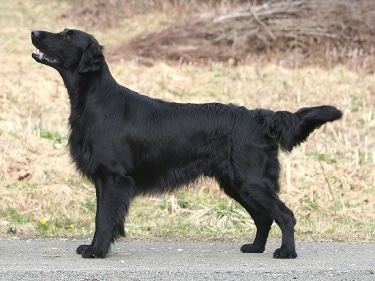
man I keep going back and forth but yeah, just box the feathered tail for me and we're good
[272,105,342,151]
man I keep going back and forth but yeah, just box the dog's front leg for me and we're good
[76,177,105,258]
[76,174,133,258]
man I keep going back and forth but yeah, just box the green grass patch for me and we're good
[40,130,66,144]
[35,217,93,237]
[0,207,33,224]
[307,151,337,164]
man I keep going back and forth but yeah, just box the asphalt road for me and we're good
[0,238,374,280]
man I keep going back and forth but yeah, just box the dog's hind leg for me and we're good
[221,184,273,253]
[269,198,297,258]
[76,174,134,258]
[241,183,297,259]
[240,209,273,253]
[221,178,297,258]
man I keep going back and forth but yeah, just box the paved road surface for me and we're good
[0,238,374,280]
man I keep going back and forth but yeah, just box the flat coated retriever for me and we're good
[31,29,342,259]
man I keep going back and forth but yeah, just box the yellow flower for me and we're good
[40,218,47,225]
[70,224,75,229]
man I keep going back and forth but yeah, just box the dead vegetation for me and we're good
[69,0,375,71]
[0,0,374,240]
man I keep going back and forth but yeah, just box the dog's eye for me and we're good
[64,31,73,41]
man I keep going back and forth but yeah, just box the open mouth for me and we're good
[32,49,59,64]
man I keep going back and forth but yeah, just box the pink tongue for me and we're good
[35,49,45,57]
[39,50,54,60]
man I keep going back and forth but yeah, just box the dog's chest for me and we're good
[67,111,103,177]
[68,113,126,177]
[68,126,96,176]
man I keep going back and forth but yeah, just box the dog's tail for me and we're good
[271,105,342,152]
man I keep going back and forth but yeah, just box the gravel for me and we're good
[0,238,374,280]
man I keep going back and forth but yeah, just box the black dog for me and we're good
[31,29,342,259]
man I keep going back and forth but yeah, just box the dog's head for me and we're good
[31,29,104,73]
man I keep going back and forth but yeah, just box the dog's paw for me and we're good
[76,244,90,255]
[76,244,106,258]
[240,243,265,253]
[273,246,297,259]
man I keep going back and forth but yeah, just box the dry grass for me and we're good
[0,0,374,242]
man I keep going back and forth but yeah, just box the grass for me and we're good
[0,0,374,242]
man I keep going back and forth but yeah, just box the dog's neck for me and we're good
[60,61,118,106]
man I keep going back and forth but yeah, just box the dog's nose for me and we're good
[31,30,41,39]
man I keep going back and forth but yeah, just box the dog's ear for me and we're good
[78,42,104,73]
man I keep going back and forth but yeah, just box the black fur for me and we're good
[31,29,342,259]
